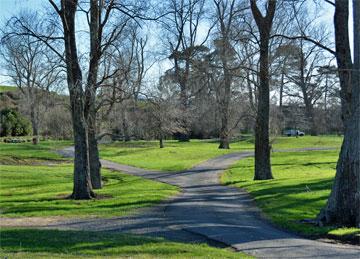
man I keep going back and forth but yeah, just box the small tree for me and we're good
[146,81,185,148]
[0,108,31,137]
[1,14,62,144]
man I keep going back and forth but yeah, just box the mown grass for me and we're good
[100,136,342,171]
[0,140,72,164]
[0,228,251,258]
[0,164,178,218]
[0,85,17,92]
[221,150,360,239]
[269,135,343,149]
[100,140,235,171]
[0,141,251,258]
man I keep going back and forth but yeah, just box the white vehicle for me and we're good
[284,129,305,137]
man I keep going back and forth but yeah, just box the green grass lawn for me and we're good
[221,150,360,240]
[0,163,178,218]
[100,136,342,171]
[0,140,72,164]
[0,138,251,258]
[0,85,17,92]
[0,228,251,259]
[100,140,235,171]
[269,135,343,149]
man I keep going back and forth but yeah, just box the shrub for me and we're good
[0,108,31,137]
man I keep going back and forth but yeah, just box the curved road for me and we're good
[51,148,360,258]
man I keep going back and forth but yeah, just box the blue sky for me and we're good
[0,0,354,86]
[0,0,44,22]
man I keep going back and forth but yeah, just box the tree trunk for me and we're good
[218,71,231,150]
[219,134,230,149]
[251,0,276,180]
[254,73,273,180]
[70,96,94,199]
[84,0,102,189]
[87,109,102,189]
[178,85,190,142]
[175,57,190,142]
[317,0,360,227]
[304,101,317,136]
[121,107,130,142]
[159,137,164,148]
[30,105,39,145]
[61,0,94,199]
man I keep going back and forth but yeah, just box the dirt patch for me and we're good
[0,157,69,166]
[0,216,67,228]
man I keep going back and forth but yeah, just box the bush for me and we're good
[0,108,31,137]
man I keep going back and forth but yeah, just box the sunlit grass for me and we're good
[0,228,251,258]
[0,164,178,218]
[221,150,359,239]
[100,136,342,171]
[0,140,72,164]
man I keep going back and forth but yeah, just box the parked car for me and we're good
[283,129,305,137]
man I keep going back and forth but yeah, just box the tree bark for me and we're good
[250,0,276,180]
[70,93,94,199]
[317,0,360,227]
[84,0,102,189]
[60,0,94,199]
[218,70,231,149]
[87,109,102,189]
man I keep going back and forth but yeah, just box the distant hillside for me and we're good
[0,86,20,110]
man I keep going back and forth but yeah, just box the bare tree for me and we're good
[1,19,62,144]
[250,0,276,180]
[146,81,185,148]
[282,40,330,135]
[212,0,242,149]
[164,0,210,141]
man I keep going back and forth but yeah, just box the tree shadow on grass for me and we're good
[0,228,195,257]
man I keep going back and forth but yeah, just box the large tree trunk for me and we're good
[87,109,102,189]
[317,0,360,227]
[70,94,94,199]
[84,0,102,189]
[251,0,276,180]
[61,0,94,199]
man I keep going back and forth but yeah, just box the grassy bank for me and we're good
[221,150,359,240]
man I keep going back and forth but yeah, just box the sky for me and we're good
[0,0,354,86]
